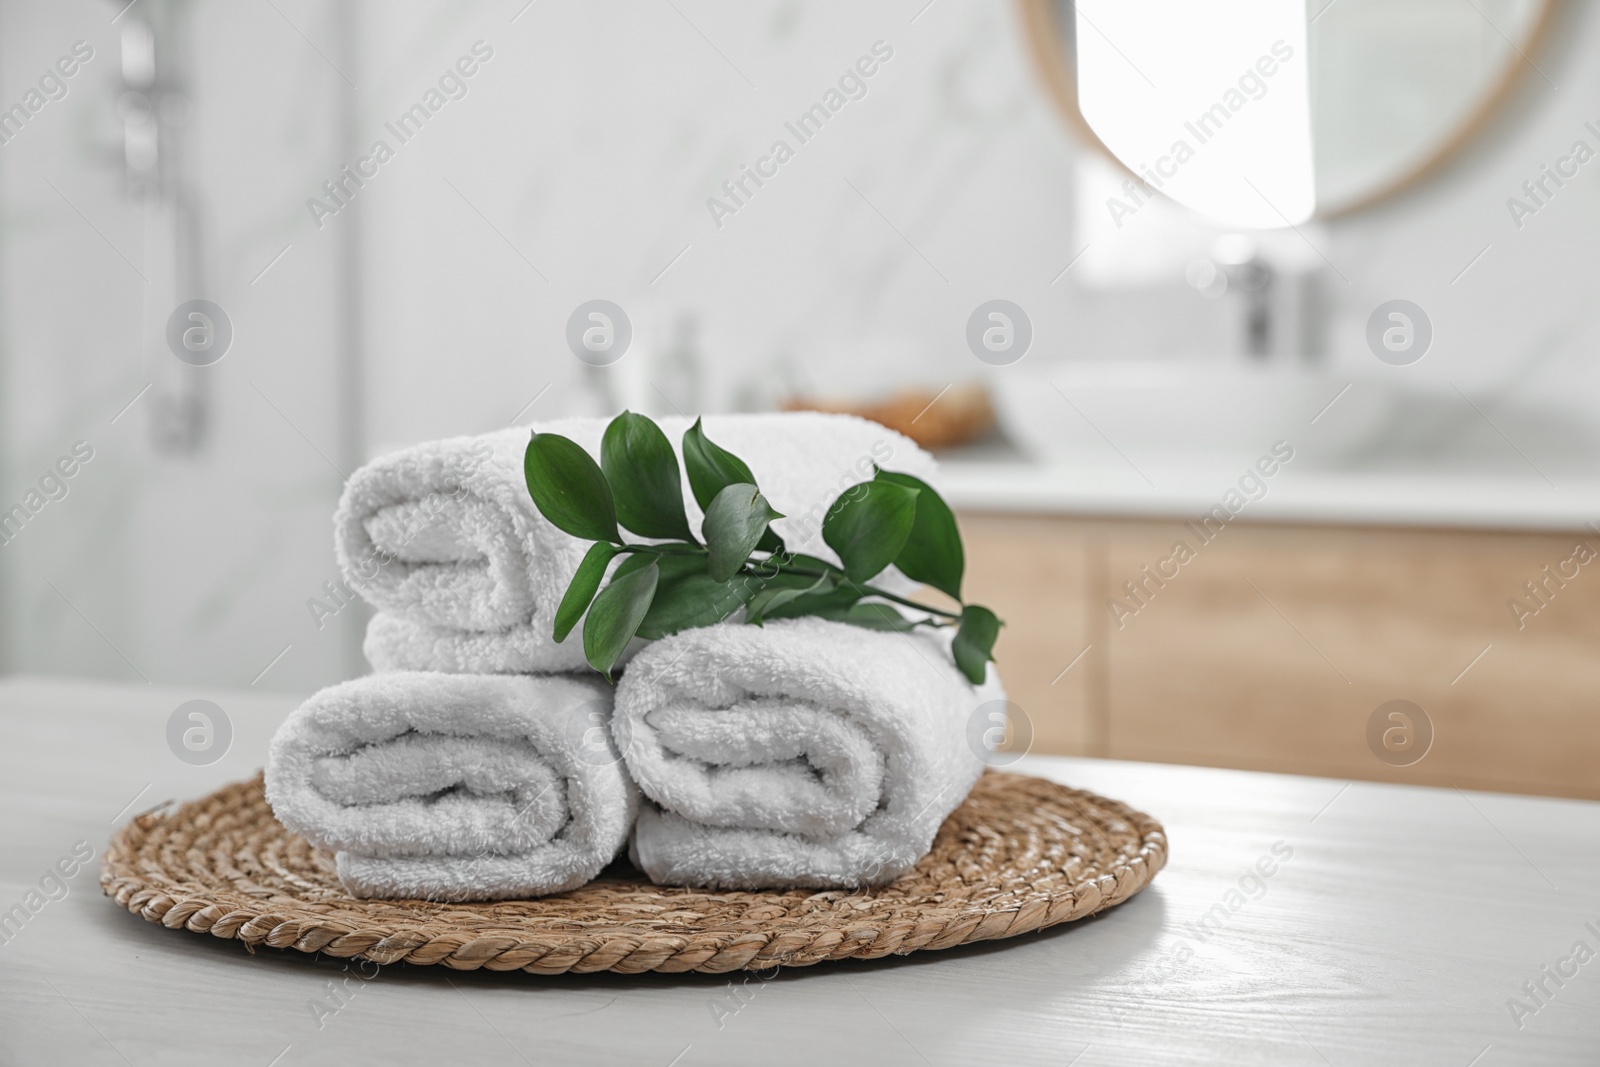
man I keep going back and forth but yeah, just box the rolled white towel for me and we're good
[361,611,576,675]
[335,413,938,674]
[614,617,1004,890]
[264,671,637,901]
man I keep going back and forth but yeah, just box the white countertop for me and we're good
[2,676,1598,1064]
[941,456,1600,532]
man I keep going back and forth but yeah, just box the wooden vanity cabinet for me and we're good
[958,511,1600,799]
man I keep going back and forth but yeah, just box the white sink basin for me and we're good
[992,362,1391,473]
[990,360,1600,480]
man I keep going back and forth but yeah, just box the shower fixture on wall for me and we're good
[115,2,210,456]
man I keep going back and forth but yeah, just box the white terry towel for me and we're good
[336,413,939,674]
[264,671,637,901]
[614,617,1005,890]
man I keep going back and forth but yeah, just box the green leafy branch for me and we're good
[523,412,1002,683]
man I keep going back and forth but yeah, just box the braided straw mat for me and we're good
[102,770,1166,975]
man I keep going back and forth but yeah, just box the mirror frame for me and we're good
[1017,0,1564,219]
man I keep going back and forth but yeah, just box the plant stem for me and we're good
[744,559,962,620]
[614,543,963,621]
[855,583,962,620]
[613,542,704,557]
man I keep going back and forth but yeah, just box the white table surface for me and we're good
[1,675,1597,1066]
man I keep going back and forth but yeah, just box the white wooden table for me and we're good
[1,676,1596,1065]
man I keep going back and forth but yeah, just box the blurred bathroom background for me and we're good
[2,0,1597,709]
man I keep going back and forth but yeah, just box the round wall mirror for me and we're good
[1020,0,1560,221]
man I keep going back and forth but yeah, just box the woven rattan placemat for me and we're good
[101,770,1166,974]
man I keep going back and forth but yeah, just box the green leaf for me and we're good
[875,469,964,602]
[821,480,920,584]
[636,554,751,639]
[525,433,621,543]
[583,558,659,679]
[951,605,1002,685]
[601,412,694,541]
[759,581,866,621]
[553,542,619,643]
[682,418,759,511]
[611,551,657,579]
[744,570,833,625]
[703,483,783,582]
[783,553,845,574]
[757,527,785,554]
[831,601,919,632]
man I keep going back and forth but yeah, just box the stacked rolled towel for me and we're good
[264,671,636,901]
[335,413,938,674]
[613,617,1006,890]
[262,411,995,901]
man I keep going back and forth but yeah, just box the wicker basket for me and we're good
[102,770,1166,974]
